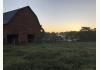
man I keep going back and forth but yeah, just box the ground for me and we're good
[4,42,96,70]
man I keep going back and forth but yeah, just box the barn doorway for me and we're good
[7,34,18,44]
[27,35,35,42]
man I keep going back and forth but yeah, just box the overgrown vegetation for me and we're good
[4,42,96,70]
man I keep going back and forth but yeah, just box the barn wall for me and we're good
[3,7,44,43]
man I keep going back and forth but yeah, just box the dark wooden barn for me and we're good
[3,6,44,44]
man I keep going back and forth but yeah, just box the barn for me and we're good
[3,6,44,44]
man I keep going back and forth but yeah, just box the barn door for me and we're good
[7,34,18,44]
[27,35,35,42]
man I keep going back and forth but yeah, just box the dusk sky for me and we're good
[4,0,96,32]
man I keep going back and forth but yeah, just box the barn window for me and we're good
[27,35,35,42]
[7,34,18,44]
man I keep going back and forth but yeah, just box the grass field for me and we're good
[4,42,96,70]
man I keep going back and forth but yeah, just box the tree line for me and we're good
[42,27,96,42]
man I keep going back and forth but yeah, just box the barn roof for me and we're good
[3,6,31,24]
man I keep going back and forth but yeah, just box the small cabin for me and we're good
[3,6,44,43]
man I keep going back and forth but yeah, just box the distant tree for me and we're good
[80,27,91,31]
[77,27,96,42]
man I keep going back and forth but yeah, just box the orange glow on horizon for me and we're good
[42,21,96,32]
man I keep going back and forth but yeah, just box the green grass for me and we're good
[4,42,96,70]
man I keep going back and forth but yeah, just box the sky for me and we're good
[4,0,96,32]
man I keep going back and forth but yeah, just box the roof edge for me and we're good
[3,6,30,14]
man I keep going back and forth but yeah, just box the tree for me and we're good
[77,27,96,42]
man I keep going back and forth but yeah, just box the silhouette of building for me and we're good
[3,6,44,43]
